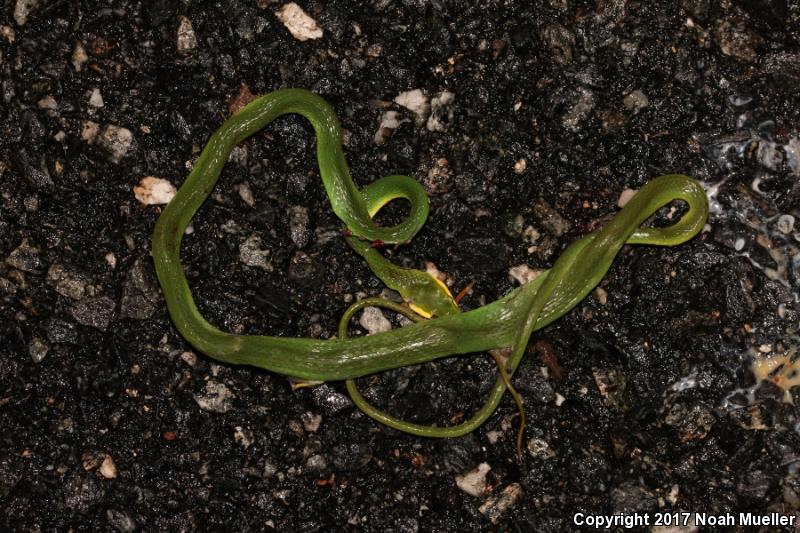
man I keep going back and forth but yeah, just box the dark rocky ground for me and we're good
[2,0,800,531]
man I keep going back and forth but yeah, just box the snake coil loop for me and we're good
[152,88,709,442]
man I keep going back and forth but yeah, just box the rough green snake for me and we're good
[152,88,708,441]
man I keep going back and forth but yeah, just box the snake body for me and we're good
[152,88,708,435]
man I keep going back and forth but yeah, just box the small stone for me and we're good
[239,235,272,270]
[522,226,540,243]
[288,205,310,248]
[81,121,100,143]
[508,264,543,286]
[5,239,42,272]
[14,0,40,26]
[237,182,255,206]
[133,177,176,205]
[99,454,118,479]
[479,483,522,524]
[513,159,526,174]
[527,438,556,459]
[70,296,115,331]
[275,3,323,42]
[176,16,197,53]
[88,88,104,109]
[623,90,649,111]
[310,384,351,415]
[301,411,322,432]
[98,125,135,164]
[0,25,15,43]
[617,188,637,207]
[47,264,88,300]
[306,454,327,471]
[455,463,490,497]
[180,351,197,366]
[359,306,391,335]
[233,426,254,448]
[394,89,430,125]
[72,41,88,72]
[594,287,608,305]
[776,214,794,234]
[374,110,405,145]
[37,96,57,110]
[28,337,49,363]
[194,381,235,414]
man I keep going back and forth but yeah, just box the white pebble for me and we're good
[394,89,430,124]
[301,412,322,432]
[734,238,745,251]
[28,337,49,363]
[194,381,235,413]
[374,110,404,145]
[0,25,15,43]
[527,438,556,459]
[37,95,57,110]
[237,182,255,207]
[623,89,649,111]
[81,121,100,143]
[180,351,197,367]
[777,214,794,235]
[14,0,39,26]
[239,235,272,270]
[88,88,104,108]
[133,177,177,205]
[105,252,117,270]
[455,463,490,497]
[359,306,391,335]
[177,16,198,52]
[99,454,118,479]
[98,124,135,163]
[72,41,88,72]
[233,426,254,448]
[617,188,637,208]
[275,3,323,42]
[508,264,543,286]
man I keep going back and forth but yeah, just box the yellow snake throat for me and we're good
[151,88,709,433]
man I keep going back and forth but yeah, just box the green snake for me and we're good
[152,88,708,441]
